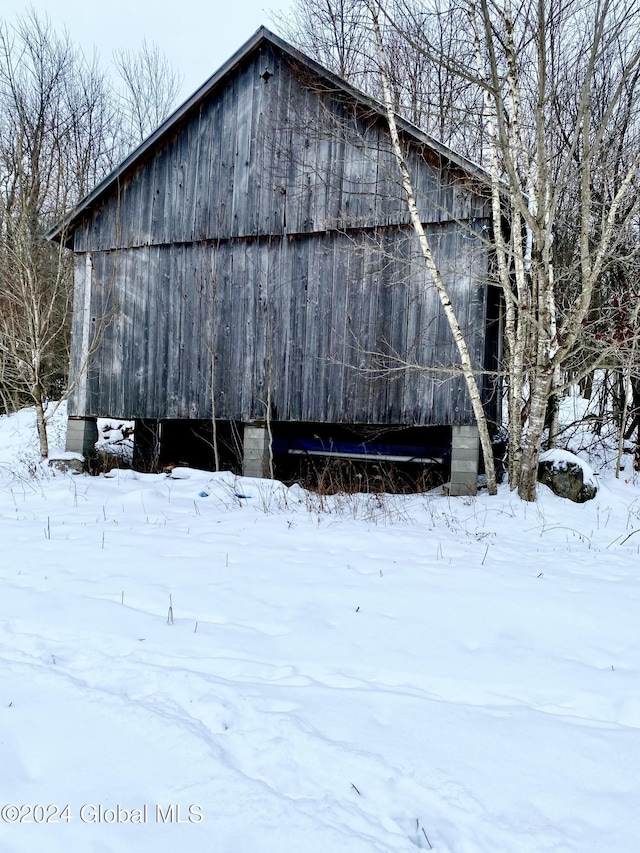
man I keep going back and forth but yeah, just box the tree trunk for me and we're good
[517,371,552,501]
[33,384,49,459]
[371,7,497,495]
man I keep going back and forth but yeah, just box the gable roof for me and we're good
[47,26,491,246]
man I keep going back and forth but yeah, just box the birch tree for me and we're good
[467,0,640,499]
[369,4,498,494]
[286,0,640,499]
[278,0,483,156]
[363,0,640,500]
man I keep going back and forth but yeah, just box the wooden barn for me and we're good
[48,27,501,495]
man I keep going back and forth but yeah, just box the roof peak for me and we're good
[48,25,489,245]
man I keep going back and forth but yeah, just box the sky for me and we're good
[2,1,292,100]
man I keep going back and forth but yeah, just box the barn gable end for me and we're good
[50,27,500,493]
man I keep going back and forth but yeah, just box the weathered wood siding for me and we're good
[73,223,488,424]
[72,46,489,252]
[68,40,492,426]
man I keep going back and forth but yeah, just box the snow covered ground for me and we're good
[1,405,640,852]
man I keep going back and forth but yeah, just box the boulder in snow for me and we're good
[48,450,84,474]
[538,449,597,503]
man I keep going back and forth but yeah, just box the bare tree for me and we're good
[283,0,640,499]
[274,0,373,85]
[368,4,498,494]
[359,0,640,500]
[467,0,640,499]
[0,13,116,454]
[113,39,183,148]
[277,0,485,160]
[0,13,182,456]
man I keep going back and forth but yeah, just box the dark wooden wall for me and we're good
[68,41,492,427]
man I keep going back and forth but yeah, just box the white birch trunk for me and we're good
[371,7,497,495]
